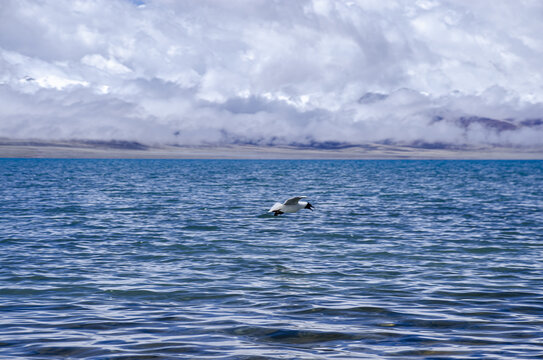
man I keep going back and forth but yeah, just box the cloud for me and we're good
[1,0,542,147]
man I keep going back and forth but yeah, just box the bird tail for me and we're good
[268,202,282,212]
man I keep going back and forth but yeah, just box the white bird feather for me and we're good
[268,196,313,215]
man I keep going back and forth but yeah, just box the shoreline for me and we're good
[1,138,542,160]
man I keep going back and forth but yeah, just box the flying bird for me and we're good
[268,196,314,216]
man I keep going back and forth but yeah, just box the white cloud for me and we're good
[81,54,131,75]
[0,0,542,147]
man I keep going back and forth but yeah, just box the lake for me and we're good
[0,159,542,359]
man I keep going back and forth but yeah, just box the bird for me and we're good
[268,196,314,216]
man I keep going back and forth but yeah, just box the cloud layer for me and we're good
[1,0,542,147]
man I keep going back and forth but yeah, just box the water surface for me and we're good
[0,159,542,359]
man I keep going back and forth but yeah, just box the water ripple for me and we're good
[0,159,542,359]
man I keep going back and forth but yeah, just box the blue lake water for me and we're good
[0,159,542,359]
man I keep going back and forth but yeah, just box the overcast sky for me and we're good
[1,0,542,147]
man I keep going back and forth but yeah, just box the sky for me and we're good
[1,0,542,148]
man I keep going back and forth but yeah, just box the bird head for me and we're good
[305,202,314,211]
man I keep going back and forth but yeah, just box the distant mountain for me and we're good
[455,116,518,132]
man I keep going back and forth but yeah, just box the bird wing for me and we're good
[268,202,283,212]
[283,196,306,205]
